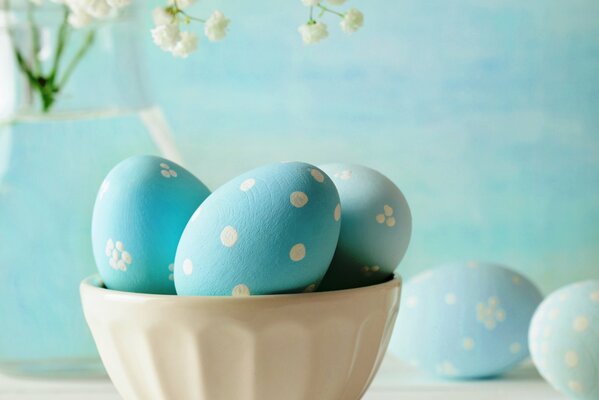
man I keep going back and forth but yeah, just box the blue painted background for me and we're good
[141,0,599,292]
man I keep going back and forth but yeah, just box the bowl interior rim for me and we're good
[81,274,402,302]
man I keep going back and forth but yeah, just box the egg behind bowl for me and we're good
[92,155,210,294]
[389,262,543,379]
[317,164,411,291]
[529,280,599,400]
[175,162,341,296]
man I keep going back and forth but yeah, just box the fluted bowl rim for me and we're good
[80,274,401,304]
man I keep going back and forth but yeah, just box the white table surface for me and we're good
[0,355,565,400]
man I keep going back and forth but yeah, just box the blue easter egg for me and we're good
[529,280,599,400]
[389,262,543,378]
[317,164,411,291]
[175,162,341,296]
[91,155,210,294]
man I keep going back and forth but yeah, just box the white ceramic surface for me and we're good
[80,275,401,400]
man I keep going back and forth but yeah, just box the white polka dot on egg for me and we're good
[573,316,588,332]
[240,178,256,192]
[220,226,238,247]
[564,351,579,368]
[289,243,306,262]
[310,169,325,183]
[183,259,193,276]
[232,284,250,297]
[290,191,309,208]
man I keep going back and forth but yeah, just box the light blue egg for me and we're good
[91,155,210,294]
[175,162,341,296]
[317,164,411,291]
[389,262,543,378]
[529,280,599,400]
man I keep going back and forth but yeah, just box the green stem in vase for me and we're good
[6,2,97,113]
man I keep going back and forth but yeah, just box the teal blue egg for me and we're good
[317,164,411,291]
[91,155,210,294]
[389,262,543,378]
[174,162,341,296]
[529,280,599,400]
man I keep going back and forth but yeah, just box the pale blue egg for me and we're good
[175,162,341,296]
[529,280,599,400]
[389,262,543,378]
[91,155,210,294]
[317,164,411,291]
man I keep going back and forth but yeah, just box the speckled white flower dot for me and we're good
[310,169,325,183]
[568,381,583,394]
[220,226,238,247]
[232,284,250,297]
[445,293,457,305]
[376,205,396,227]
[565,351,579,368]
[182,259,193,276]
[462,337,474,350]
[168,263,174,281]
[573,316,589,332]
[240,178,256,192]
[510,342,522,354]
[160,162,177,178]
[289,243,306,262]
[437,361,459,376]
[105,239,131,271]
[590,291,599,302]
[290,191,309,208]
[548,308,560,320]
[334,203,341,221]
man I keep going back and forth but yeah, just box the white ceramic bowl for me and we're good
[80,275,401,400]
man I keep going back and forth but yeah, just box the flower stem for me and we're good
[58,30,95,89]
[317,4,344,18]
[178,9,205,23]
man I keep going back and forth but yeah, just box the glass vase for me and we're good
[0,1,181,377]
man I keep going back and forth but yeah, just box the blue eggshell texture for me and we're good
[389,262,543,379]
[175,162,341,296]
[317,163,411,291]
[529,280,599,400]
[92,155,210,294]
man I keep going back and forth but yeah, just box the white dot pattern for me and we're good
[232,284,250,297]
[310,169,325,183]
[289,243,306,262]
[240,178,256,192]
[183,259,193,275]
[334,203,341,221]
[565,351,579,368]
[290,191,309,208]
[573,316,588,332]
[220,226,238,247]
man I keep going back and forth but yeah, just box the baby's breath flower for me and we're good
[168,0,195,9]
[151,23,180,51]
[106,0,131,9]
[172,31,198,58]
[340,8,363,33]
[153,7,173,26]
[204,10,230,41]
[298,21,328,44]
[82,0,112,19]
[301,0,321,5]
[68,10,92,27]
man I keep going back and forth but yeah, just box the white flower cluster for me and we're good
[40,0,134,28]
[298,0,364,44]
[151,1,230,58]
